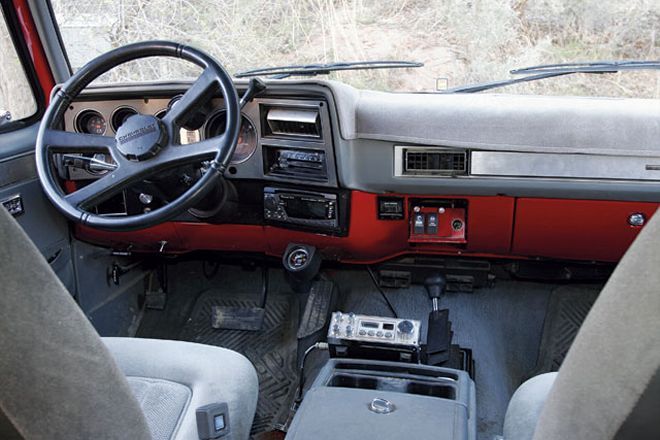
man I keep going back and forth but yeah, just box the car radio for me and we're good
[263,187,338,230]
[327,312,422,363]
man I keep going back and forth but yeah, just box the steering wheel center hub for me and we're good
[115,114,167,161]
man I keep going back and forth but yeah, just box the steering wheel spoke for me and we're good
[154,134,228,170]
[161,69,218,128]
[64,165,132,209]
[43,129,115,153]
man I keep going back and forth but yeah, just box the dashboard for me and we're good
[61,80,660,263]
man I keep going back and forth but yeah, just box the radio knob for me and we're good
[264,195,278,211]
[397,320,414,339]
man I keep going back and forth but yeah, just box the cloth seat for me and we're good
[0,206,258,440]
[104,338,258,440]
[503,208,660,440]
[503,373,557,440]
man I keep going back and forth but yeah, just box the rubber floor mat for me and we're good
[179,291,298,436]
[532,285,601,374]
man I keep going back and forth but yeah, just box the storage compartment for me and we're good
[328,374,379,390]
[512,198,657,262]
[328,373,456,399]
[285,359,476,440]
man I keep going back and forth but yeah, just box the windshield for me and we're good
[52,0,659,97]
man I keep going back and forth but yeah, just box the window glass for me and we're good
[0,10,37,125]
[51,0,659,97]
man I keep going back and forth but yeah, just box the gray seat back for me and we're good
[0,208,152,440]
[533,208,660,439]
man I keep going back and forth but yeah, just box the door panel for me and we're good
[0,124,76,293]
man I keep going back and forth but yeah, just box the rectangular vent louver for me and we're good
[398,147,467,176]
[265,107,321,139]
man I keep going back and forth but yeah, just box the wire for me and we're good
[366,266,399,318]
[294,342,329,406]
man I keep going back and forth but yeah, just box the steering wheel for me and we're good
[36,41,240,231]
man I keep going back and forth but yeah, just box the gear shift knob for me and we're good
[424,274,447,299]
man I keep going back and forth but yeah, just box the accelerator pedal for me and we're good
[211,266,269,331]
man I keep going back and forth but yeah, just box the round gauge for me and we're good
[204,110,257,163]
[111,106,138,132]
[75,110,107,135]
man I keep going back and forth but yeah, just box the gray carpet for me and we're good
[326,269,557,440]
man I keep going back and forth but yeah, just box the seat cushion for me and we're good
[127,377,192,440]
[503,373,557,440]
[103,338,258,440]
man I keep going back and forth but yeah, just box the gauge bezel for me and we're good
[74,109,107,135]
[203,109,258,164]
[110,105,138,133]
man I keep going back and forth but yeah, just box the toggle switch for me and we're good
[413,213,425,234]
[426,213,438,234]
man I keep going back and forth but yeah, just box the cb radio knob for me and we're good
[397,320,414,339]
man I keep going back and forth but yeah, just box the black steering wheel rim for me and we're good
[36,41,240,231]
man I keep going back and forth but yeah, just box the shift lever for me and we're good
[425,274,447,311]
[424,274,452,365]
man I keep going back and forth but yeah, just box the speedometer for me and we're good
[204,110,257,164]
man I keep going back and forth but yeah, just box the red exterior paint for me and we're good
[12,0,56,102]
[512,198,657,262]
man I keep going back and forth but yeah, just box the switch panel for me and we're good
[2,194,24,217]
[377,197,404,220]
[409,204,467,244]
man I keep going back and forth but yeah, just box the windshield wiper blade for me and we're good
[442,72,570,94]
[510,60,660,75]
[443,59,660,94]
[234,60,423,79]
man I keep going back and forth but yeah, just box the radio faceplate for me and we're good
[328,312,422,347]
[327,312,422,363]
[264,187,339,230]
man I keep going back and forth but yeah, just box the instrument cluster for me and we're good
[72,96,258,164]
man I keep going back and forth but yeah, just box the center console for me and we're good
[285,303,476,440]
[285,358,476,440]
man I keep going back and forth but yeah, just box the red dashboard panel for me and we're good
[75,191,657,263]
[77,191,514,263]
[512,198,657,262]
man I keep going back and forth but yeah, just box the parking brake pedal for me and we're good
[211,266,268,331]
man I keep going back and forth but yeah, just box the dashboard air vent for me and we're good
[264,107,321,139]
[396,147,468,176]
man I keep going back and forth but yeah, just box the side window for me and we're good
[0,9,38,128]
